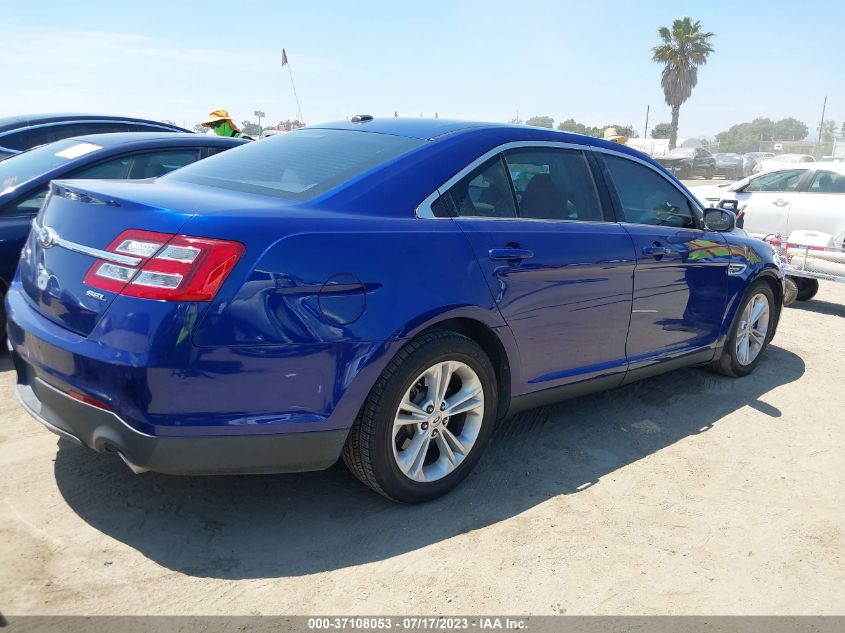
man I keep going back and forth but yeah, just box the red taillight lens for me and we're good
[83,229,244,301]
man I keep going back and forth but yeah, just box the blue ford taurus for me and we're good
[6,118,783,502]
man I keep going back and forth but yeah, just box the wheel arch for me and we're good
[746,270,784,337]
[416,316,515,420]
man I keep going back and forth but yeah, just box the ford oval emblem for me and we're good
[37,226,59,249]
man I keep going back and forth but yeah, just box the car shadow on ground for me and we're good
[789,299,845,319]
[49,345,803,580]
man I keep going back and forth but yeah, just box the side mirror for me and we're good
[704,208,736,232]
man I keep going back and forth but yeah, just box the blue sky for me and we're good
[4,0,843,138]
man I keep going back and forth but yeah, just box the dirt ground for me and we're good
[1,283,844,616]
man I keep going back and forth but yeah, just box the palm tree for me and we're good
[652,17,715,149]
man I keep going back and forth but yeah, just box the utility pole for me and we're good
[816,95,828,155]
[644,105,650,139]
[254,110,265,132]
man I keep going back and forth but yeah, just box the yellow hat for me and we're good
[603,127,629,144]
[201,109,240,131]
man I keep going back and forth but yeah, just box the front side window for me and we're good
[743,169,805,193]
[604,154,697,228]
[433,157,517,219]
[504,148,603,221]
[165,128,424,201]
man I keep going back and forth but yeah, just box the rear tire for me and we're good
[710,281,776,377]
[342,330,498,503]
[795,278,819,301]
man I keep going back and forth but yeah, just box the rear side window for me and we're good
[504,148,603,221]
[165,129,424,201]
[604,154,697,228]
[808,170,845,193]
[432,157,517,218]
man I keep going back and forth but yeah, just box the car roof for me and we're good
[310,117,502,140]
[56,131,246,148]
[0,113,189,134]
[307,117,654,163]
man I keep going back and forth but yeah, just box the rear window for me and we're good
[0,139,102,193]
[164,128,424,201]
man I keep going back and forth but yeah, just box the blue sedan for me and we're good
[0,132,247,332]
[5,118,783,502]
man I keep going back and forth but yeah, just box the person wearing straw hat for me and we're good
[602,127,629,144]
[200,109,246,138]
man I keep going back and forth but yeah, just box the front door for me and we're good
[600,153,730,368]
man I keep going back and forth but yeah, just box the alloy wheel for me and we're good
[392,361,484,483]
[735,293,770,366]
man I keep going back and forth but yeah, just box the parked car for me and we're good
[690,162,845,242]
[6,119,783,503]
[745,152,775,161]
[654,146,716,178]
[757,154,815,173]
[713,153,745,179]
[0,132,247,333]
[0,114,190,161]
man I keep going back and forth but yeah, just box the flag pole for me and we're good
[282,49,304,125]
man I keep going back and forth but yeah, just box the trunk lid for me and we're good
[20,180,196,336]
[20,178,300,336]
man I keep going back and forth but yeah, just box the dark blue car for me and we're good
[6,118,783,502]
[0,132,247,333]
[0,113,190,161]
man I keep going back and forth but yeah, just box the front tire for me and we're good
[342,330,498,503]
[710,281,776,377]
[795,278,819,301]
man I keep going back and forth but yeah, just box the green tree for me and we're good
[508,116,523,125]
[774,117,809,141]
[651,122,672,139]
[608,124,638,139]
[240,120,262,137]
[818,120,837,143]
[557,118,592,135]
[556,120,638,138]
[652,17,715,150]
[525,115,554,128]
[715,117,810,153]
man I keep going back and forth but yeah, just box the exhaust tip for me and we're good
[118,452,149,475]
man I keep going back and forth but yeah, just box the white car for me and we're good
[757,153,815,173]
[690,163,845,243]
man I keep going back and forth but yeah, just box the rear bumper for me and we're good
[12,348,348,475]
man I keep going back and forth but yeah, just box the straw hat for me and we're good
[201,109,240,131]
[603,127,629,144]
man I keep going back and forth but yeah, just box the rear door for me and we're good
[785,169,845,238]
[598,152,730,368]
[432,145,636,393]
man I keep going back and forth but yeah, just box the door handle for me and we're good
[642,245,673,256]
[488,248,534,262]
[772,199,790,207]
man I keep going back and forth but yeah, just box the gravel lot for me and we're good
[2,283,844,616]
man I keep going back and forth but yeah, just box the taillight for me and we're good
[83,229,244,301]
